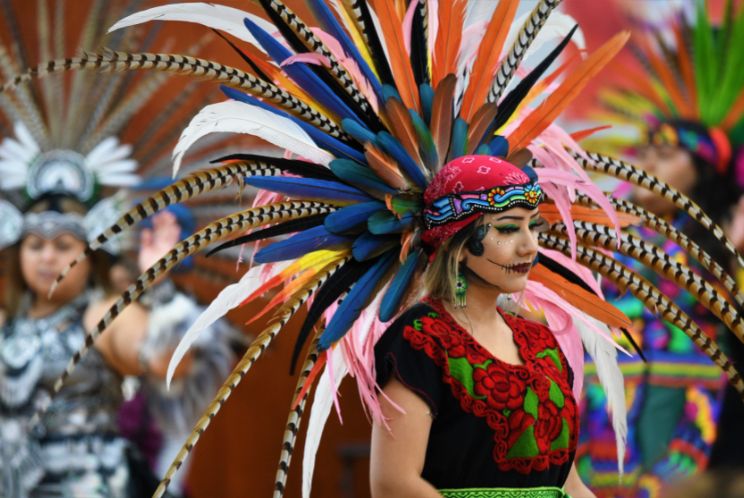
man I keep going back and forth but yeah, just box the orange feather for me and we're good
[530,264,632,329]
[636,33,692,119]
[722,87,744,131]
[430,74,457,162]
[459,0,519,120]
[292,351,327,409]
[432,0,467,88]
[507,31,629,152]
[384,97,424,166]
[539,203,640,227]
[368,0,420,112]
[673,22,698,115]
[569,125,612,142]
[365,142,409,190]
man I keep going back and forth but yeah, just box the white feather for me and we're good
[172,100,334,177]
[578,316,627,474]
[165,262,287,386]
[108,3,280,54]
[505,11,586,60]
[0,160,30,189]
[86,137,133,166]
[13,121,40,154]
[302,347,348,498]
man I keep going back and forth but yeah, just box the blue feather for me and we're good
[449,118,469,161]
[318,252,395,350]
[243,17,361,124]
[306,0,384,100]
[324,201,385,234]
[367,211,413,234]
[379,249,422,321]
[351,233,398,261]
[381,84,401,103]
[522,165,539,182]
[375,131,428,188]
[342,118,376,145]
[254,225,350,263]
[419,83,434,124]
[408,110,438,170]
[330,159,397,195]
[475,144,491,155]
[488,135,510,158]
[244,176,372,202]
[221,86,365,163]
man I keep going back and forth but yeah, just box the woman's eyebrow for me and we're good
[494,212,540,221]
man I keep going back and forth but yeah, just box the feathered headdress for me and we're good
[3,1,744,497]
[595,1,744,177]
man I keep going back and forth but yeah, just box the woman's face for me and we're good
[461,207,543,294]
[20,233,90,302]
[633,144,698,215]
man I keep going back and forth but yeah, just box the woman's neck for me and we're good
[462,279,502,323]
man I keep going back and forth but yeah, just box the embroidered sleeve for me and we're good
[374,305,443,416]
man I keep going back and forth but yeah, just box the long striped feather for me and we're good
[153,258,349,498]
[0,50,349,141]
[459,0,519,121]
[539,233,744,399]
[49,160,290,295]
[575,194,744,310]
[575,150,744,270]
[40,201,334,422]
[551,221,744,344]
[273,340,321,498]
[488,0,563,103]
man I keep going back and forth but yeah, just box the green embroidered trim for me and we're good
[524,387,538,417]
[439,486,569,497]
[448,356,491,399]
[536,348,562,371]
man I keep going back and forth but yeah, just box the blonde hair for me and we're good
[423,219,482,303]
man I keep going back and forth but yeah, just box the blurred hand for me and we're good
[138,211,181,272]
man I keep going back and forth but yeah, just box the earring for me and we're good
[455,271,468,308]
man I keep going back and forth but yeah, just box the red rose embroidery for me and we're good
[507,409,535,447]
[473,366,525,410]
[535,401,563,452]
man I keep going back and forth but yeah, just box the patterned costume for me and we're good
[2,1,744,497]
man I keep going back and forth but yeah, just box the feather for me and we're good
[244,175,371,203]
[342,117,377,144]
[290,259,369,372]
[318,252,395,349]
[374,131,427,188]
[419,83,434,124]
[254,224,351,264]
[539,203,640,228]
[109,3,275,54]
[324,201,386,234]
[530,264,631,330]
[307,0,385,97]
[448,118,469,161]
[507,31,629,152]
[221,86,366,163]
[329,158,397,195]
[207,213,329,257]
[492,24,578,133]
[465,102,499,155]
[384,96,424,168]
[488,0,565,103]
[367,0,420,112]
[431,0,466,87]
[242,17,362,124]
[408,109,439,170]
[408,0,429,87]
[430,74,457,162]
[577,316,627,475]
[351,233,398,261]
[212,153,337,181]
[367,210,414,234]
[364,143,409,190]
[172,101,335,176]
[459,0,519,121]
[379,249,422,321]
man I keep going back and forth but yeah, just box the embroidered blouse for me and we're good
[374,299,578,490]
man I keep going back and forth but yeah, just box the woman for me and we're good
[0,194,197,497]
[371,156,595,498]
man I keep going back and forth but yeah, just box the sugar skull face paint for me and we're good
[460,207,545,294]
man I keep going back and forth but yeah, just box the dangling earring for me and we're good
[455,271,468,308]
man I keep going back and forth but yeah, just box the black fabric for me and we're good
[374,303,575,490]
